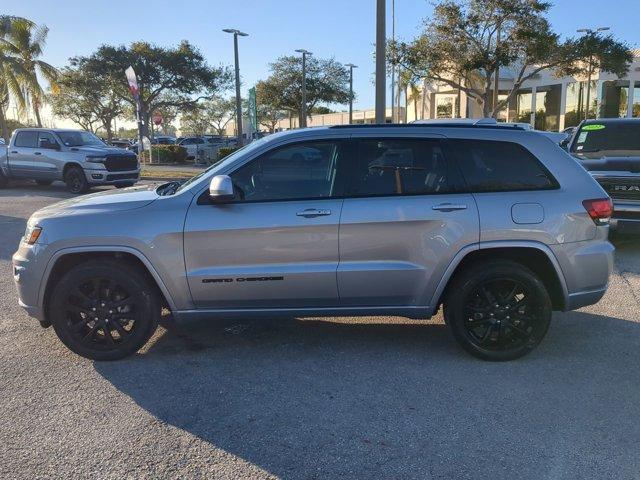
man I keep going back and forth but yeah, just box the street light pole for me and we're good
[223,28,248,146]
[295,49,312,128]
[375,0,386,123]
[345,63,357,124]
[577,26,610,121]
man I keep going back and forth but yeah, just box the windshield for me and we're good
[175,138,270,192]
[572,123,640,158]
[57,131,106,147]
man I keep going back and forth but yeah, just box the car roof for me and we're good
[583,118,640,124]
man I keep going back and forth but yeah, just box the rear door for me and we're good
[8,130,38,177]
[337,136,479,308]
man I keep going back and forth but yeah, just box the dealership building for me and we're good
[406,49,640,131]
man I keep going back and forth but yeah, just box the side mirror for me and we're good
[209,175,235,203]
[559,137,570,151]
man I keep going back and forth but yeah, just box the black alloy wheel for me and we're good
[50,260,159,360]
[64,166,89,194]
[444,261,552,361]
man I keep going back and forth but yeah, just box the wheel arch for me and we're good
[432,241,568,312]
[62,162,83,176]
[40,247,177,324]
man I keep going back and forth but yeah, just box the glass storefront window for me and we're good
[534,84,561,131]
[633,81,640,118]
[516,90,532,123]
[564,80,598,127]
[435,94,456,118]
[600,80,629,118]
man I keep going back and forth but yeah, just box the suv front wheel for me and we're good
[49,259,160,360]
[444,261,552,361]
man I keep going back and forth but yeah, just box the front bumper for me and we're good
[12,243,47,322]
[83,168,140,185]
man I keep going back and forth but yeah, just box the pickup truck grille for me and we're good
[104,155,138,172]
[596,177,640,201]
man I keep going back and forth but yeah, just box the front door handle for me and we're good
[432,203,468,212]
[34,152,42,155]
[10,150,18,154]
[296,208,332,218]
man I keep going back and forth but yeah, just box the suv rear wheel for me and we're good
[444,261,552,361]
[64,166,89,194]
[49,259,160,361]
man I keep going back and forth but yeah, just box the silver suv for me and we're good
[12,124,614,361]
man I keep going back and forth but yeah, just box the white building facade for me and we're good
[407,49,640,131]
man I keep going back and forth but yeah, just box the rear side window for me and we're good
[447,139,557,192]
[14,131,38,148]
[346,139,460,196]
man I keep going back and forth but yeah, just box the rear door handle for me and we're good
[432,203,468,212]
[10,150,18,154]
[296,208,332,218]
[34,152,42,155]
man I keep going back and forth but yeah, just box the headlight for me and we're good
[86,156,107,163]
[24,225,42,245]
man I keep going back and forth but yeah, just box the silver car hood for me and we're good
[32,184,159,220]
[69,145,135,156]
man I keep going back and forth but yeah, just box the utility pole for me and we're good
[391,0,395,123]
[295,49,312,128]
[375,0,386,123]
[577,26,610,120]
[345,64,358,124]
[223,28,248,146]
[492,23,501,117]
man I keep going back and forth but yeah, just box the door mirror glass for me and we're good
[209,175,235,202]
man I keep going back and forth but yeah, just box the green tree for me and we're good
[79,41,232,139]
[179,96,236,136]
[3,18,57,127]
[50,60,125,140]
[0,16,32,141]
[391,0,632,118]
[255,80,285,133]
[257,56,350,127]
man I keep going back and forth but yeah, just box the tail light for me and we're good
[582,198,613,225]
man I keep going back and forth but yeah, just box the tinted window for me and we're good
[58,131,104,147]
[230,141,341,201]
[347,139,457,196]
[448,140,557,192]
[14,131,38,148]
[38,132,57,147]
[572,123,640,157]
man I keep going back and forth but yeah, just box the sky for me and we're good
[6,0,640,127]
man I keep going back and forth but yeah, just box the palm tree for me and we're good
[3,18,57,127]
[0,16,30,141]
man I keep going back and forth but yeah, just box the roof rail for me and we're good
[329,120,525,130]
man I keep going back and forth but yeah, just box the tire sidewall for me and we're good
[50,262,159,361]
[445,262,552,361]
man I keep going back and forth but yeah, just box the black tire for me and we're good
[64,166,89,194]
[49,260,160,361]
[444,261,552,361]
[35,180,53,186]
[115,182,135,189]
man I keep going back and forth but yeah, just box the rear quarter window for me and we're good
[446,139,558,192]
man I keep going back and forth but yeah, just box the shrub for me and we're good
[140,145,188,163]
[218,147,239,160]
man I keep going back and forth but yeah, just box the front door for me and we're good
[184,139,349,309]
[337,137,480,308]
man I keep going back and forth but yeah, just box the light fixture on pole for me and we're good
[576,26,610,121]
[345,63,358,124]
[223,28,248,146]
[295,49,312,128]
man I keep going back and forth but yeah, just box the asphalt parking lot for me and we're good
[1,181,639,479]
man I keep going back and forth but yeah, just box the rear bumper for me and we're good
[611,200,640,232]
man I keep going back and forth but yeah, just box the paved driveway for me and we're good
[1,181,639,479]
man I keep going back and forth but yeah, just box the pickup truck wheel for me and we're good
[444,261,552,361]
[49,260,160,361]
[0,171,7,188]
[35,180,53,186]
[64,166,89,194]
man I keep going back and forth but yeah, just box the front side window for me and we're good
[38,132,58,148]
[230,141,342,202]
[14,131,38,148]
[346,139,457,196]
[447,139,557,192]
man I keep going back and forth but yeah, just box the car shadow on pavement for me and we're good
[0,214,27,261]
[94,310,640,479]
